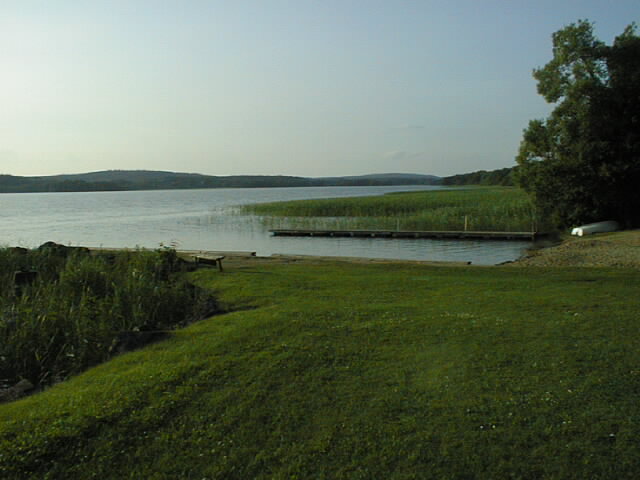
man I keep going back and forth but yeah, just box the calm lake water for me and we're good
[0,186,531,265]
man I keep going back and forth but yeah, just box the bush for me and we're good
[0,246,217,390]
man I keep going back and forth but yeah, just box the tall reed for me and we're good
[0,247,215,390]
[242,187,548,232]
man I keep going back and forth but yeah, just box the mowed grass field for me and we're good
[2,259,640,478]
[242,187,547,232]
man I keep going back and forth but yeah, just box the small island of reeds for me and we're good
[242,187,551,233]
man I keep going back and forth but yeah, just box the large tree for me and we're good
[515,20,640,228]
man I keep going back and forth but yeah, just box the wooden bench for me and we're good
[194,255,225,272]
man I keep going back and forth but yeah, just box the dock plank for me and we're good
[269,229,538,241]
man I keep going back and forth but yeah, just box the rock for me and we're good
[0,379,35,403]
[108,330,168,355]
[37,242,90,258]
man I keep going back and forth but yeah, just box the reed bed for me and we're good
[242,187,547,232]
[0,247,215,391]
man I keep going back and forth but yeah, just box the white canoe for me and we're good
[571,221,620,236]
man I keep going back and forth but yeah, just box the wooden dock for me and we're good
[269,229,538,241]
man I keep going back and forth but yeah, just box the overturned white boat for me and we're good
[571,221,620,236]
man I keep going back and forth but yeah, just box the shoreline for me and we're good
[213,230,640,268]
[15,230,640,269]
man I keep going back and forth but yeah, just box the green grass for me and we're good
[1,260,639,478]
[242,187,549,232]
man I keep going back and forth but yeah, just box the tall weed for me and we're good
[0,247,215,389]
[242,187,550,232]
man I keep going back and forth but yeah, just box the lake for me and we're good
[0,186,531,265]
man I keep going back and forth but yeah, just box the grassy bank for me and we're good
[513,230,640,267]
[1,258,639,478]
[242,187,547,232]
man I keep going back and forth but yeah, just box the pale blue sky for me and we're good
[1,1,637,177]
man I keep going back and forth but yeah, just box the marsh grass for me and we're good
[242,187,549,232]
[0,247,214,390]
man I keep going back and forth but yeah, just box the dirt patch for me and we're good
[212,253,471,269]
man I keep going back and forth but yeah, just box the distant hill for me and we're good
[0,170,441,193]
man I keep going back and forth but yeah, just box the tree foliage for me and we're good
[515,20,640,228]
[442,167,515,186]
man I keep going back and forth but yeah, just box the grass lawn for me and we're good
[2,259,640,479]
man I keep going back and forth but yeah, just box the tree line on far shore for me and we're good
[441,167,515,186]
[0,167,517,193]
[0,172,440,193]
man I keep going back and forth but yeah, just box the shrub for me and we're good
[0,246,217,390]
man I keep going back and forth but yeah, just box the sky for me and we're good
[1,1,638,178]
